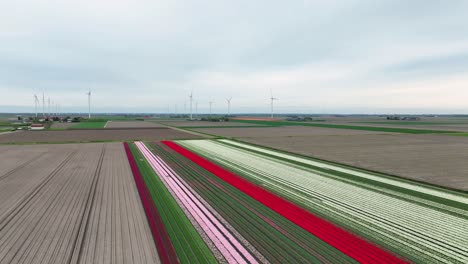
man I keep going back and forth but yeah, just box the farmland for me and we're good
[1,117,467,263]
[105,121,166,128]
[50,122,76,129]
[337,122,468,133]
[70,121,107,129]
[158,120,265,128]
[189,126,468,191]
[0,128,203,144]
[0,143,160,263]
[192,126,396,137]
[231,119,459,134]
[126,141,399,263]
[172,139,468,263]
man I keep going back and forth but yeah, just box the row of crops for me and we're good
[124,140,468,263]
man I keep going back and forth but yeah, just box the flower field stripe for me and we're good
[127,142,217,263]
[162,140,406,264]
[136,141,258,264]
[123,142,179,264]
[149,142,358,263]
[218,139,468,208]
[135,142,258,264]
[178,140,468,263]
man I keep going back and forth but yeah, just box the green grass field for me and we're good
[0,127,14,132]
[70,121,107,129]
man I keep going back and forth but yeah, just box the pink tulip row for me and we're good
[135,142,258,264]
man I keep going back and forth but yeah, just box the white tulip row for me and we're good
[178,139,468,263]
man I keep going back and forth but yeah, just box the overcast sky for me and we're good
[1,0,468,114]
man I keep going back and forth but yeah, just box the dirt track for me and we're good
[0,143,160,263]
[0,128,203,143]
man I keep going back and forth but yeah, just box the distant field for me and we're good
[344,122,468,132]
[192,126,395,138]
[105,120,165,128]
[159,120,264,127]
[353,121,468,125]
[0,126,13,132]
[233,120,458,134]
[0,128,204,144]
[50,122,75,129]
[70,121,107,129]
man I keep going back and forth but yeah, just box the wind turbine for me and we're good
[209,101,214,116]
[195,102,198,118]
[42,92,45,117]
[226,97,232,116]
[34,95,39,118]
[48,97,51,117]
[270,89,278,119]
[86,89,91,119]
[189,91,193,120]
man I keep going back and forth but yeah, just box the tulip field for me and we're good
[125,139,468,264]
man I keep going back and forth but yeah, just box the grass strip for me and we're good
[128,142,217,263]
[162,140,406,264]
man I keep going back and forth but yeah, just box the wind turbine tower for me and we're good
[209,101,214,116]
[42,92,45,117]
[270,89,278,119]
[226,97,232,116]
[86,89,91,119]
[34,95,39,118]
[48,97,50,117]
[189,91,193,120]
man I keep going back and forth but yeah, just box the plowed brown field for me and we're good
[0,143,160,263]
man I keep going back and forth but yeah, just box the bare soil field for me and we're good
[193,126,395,137]
[51,122,75,129]
[342,122,468,132]
[0,143,160,263]
[0,128,203,143]
[239,134,468,191]
[105,121,165,128]
[159,120,263,127]
[322,116,468,124]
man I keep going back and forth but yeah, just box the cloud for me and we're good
[0,0,468,113]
